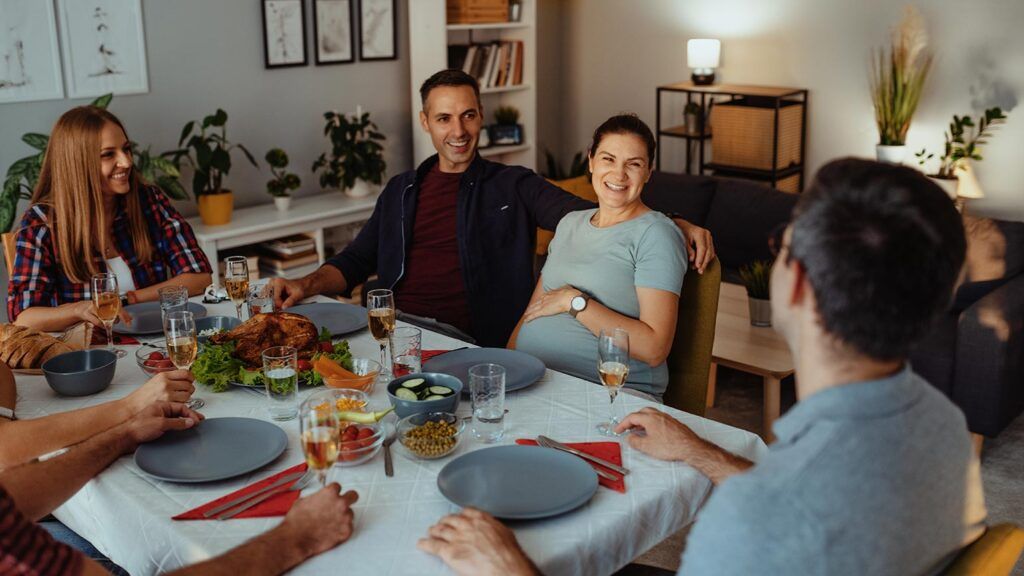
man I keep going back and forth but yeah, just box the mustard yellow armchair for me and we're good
[945,524,1024,576]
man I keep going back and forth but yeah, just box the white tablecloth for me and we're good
[15,298,766,576]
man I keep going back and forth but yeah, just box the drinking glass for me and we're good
[262,346,299,421]
[469,363,506,443]
[366,289,395,379]
[247,282,274,316]
[158,285,189,324]
[91,273,126,358]
[224,256,250,319]
[596,328,630,436]
[299,393,341,487]
[390,326,422,377]
[164,310,204,410]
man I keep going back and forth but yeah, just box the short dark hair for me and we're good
[419,69,481,108]
[589,113,657,165]
[789,158,966,360]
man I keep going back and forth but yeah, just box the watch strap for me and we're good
[0,406,15,420]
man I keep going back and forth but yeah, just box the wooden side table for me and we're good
[710,282,795,442]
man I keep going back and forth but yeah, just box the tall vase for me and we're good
[875,145,908,164]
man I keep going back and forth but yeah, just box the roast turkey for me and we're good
[208,312,319,366]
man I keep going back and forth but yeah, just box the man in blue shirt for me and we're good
[418,158,987,575]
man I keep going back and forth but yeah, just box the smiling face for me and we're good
[99,120,133,196]
[588,132,652,210]
[419,85,482,173]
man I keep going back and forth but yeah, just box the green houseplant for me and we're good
[167,109,257,225]
[312,111,386,198]
[490,105,523,146]
[915,107,1008,197]
[870,6,933,164]
[542,148,587,180]
[265,148,301,211]
[739,260,773,327]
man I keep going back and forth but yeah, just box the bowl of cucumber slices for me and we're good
[387,372,462,418]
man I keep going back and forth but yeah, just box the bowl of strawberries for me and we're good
[136,346,176,376]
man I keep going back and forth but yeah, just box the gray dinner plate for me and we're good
[134,417,287,483]
[114,301,207,335]
[423,348,546,393]
[287,302,367,336]
[437,445,598,519]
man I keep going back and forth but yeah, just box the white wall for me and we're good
[556,0,1024,220]
[0,0,412,220]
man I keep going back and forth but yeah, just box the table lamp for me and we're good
[956,161,984,200]
[687,39,720,85]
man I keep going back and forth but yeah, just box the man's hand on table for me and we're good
[269,277,307,309]
[672,219,716,274]
[279,483,359,558]
[124,370,196,412]
[119,401,204,452]
[418,508,539,576]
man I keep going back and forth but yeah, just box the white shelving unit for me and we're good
[408,0,537,170]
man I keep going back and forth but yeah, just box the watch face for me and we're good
[571,296,586,311]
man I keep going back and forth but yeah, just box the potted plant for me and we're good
[915,107,1008,198]
[739,260,772,327]
[167,109,257,225]
[542,148,587,180]
[489,105,523,146]
[264,148,301,211]
[313,110,386,198]
[683,102,702,135]
[870,6,932,164]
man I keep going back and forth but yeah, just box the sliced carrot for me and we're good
[313,356,355,379]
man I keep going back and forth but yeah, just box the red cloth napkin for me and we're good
[516,439,626,493]
[173,463,307,520]
[89,329,140,346]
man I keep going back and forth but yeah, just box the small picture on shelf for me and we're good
[488,105,523,146]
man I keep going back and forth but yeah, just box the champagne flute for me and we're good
[164,310,204,410]
[596,327,630,436]
[366,289,396,379]
[91,273,126,358]
[224,256,250,320]
[299,393,341,487]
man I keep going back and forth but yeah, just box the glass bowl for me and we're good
[135,345,175,376]
[395,411,465,461]
[324,358,381,393]
[335,421,385,467]
[308,388,370,414]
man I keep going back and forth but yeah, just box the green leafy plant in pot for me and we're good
[739,260,772,327]
[542,148,587,180]
[312,111,387,198]
[167,109,257,226]
[265,148,301,211]
[489,105,523,146]
[914,107,1008,199]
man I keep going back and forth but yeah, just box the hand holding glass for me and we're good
[164,310,203,410]
[597,328,630,436]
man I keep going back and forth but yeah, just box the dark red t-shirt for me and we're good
[394,164,473,335]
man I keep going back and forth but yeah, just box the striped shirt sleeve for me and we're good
[0,485,84,576]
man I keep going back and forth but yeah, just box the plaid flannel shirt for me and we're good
[7,185,211,320]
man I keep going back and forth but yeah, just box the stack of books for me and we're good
[448,41,524,90]
[258,235,320,280]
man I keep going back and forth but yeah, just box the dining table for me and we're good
[15,296,768,576]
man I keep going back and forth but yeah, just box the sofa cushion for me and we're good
[641,172,717,226]
[703,177,798,271]
[953,216,1024,311]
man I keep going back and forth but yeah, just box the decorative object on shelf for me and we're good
[542,149,587,180]
[359,0,397,61]
[262,0,308,68]
[167,109,258,226]
[870,6,932,164]
[57,0,149,98]
[683,102,702,134]
[509,0,523,22]
[265,148,301,211]
[686,39,720,86]
[739,260,772,327]
[314,0,354,65]
[313,109,387,198]
[478,128,490,148]
[489,105,523,146]
[0,0,64,103]
[446,0,509,24]
[914,107,1007,199]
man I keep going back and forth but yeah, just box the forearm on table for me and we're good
[129,273,212,302]
[1,426,131,520]
[13,304,82,332]
[0,399,133,468]
[682,437,754,485]
[303,264,349,297]
[575,302,672,366]
[166,524,311,576]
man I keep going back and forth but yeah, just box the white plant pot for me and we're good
[928,176,958,199]
[344,179,374,198]
[875,144,908,164]
[273,196,291,211]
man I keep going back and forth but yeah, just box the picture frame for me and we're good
[358,0,397,61]
[313,0,354,65]
[262,0,308,69]
[57,0,149,98]
[0,0,65,104]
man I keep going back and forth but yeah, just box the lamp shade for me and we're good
[956,161,985,199]
[687,39,721,69]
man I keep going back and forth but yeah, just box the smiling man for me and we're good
[271,69,714,347]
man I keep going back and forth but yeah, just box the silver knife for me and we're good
[536,435,630,475]
[202,470,305,518]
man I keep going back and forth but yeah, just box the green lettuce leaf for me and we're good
[193,341,244,392]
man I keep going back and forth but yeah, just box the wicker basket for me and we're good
[710,99,803,171]
[447,0,509,24]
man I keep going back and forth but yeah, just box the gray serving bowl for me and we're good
[387,372,463,418]
[42,349,117,397]
[196,315,242,344]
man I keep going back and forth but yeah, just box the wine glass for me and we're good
[164,310,204,410]
[596,328,630,436]
[366,289,395,380]
[299,393,341,487]
[91,273,126,358]
[224,256,250,319]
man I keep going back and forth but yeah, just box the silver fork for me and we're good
[216,470,316,520]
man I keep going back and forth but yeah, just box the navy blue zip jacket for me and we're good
[325,154,592,347]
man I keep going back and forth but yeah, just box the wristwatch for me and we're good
[569,293,590,318]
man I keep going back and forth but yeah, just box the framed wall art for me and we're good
[314,0,354,65]
[262,0,308,68]
[58,0,149,98]
[0,0,64,103]
[358,0,396,61]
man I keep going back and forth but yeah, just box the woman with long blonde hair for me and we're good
[8,106,212,331]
